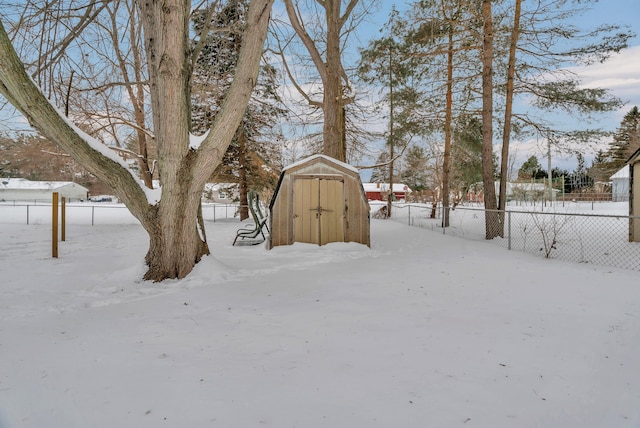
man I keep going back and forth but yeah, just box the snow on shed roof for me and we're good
[283,154,359,174]
[0,178,87,191]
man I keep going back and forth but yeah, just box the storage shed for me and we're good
[268,155,370,248]
[0,178,89,202]
[629,149,640,242]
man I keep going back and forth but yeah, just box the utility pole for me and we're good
[547,132,553,203]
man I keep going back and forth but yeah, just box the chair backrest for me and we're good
[253,192,267,222]
[246,190,258,223]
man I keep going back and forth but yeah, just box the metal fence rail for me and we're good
[0,202,240,225]
[387,203,640,272]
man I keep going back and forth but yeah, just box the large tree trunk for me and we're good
[480,0,501,239]
[442,28,454,228]
[238,127,249,221]
[144,180,210,281]
[0,0,274,281]
[137,0,206,281]
[323,0,345,160]
[137,0,272,280]
[283,0,357,163]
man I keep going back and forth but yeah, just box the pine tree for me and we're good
[589,106,640,180]
[518,156,546,180]
[369,152,390,183]
[400,145,429,192]
[191,0,284,220]
[451,115,483,199]
[608,106,640,168]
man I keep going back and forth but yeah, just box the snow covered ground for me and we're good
[1,213,639,427]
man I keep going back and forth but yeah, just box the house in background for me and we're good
[363,182,412,202]
[611,165,630,202]
[202,182,239,203]
[0,178,89,202]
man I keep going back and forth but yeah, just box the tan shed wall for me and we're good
[631,162,640,242]
[269,158,370,248]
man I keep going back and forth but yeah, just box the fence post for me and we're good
[61,197,66,242]
[508,210,512,250]
[52,192,58,258]
[408,204,411,226]
[26,205,29,225]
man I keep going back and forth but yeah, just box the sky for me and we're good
[354,0,640,179]
[1,201,640,427]
[1,0,639,181]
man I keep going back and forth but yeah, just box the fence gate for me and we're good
[293,176,345,245]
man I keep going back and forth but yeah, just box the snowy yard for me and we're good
[1,215,639,427]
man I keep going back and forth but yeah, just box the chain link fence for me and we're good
[0,202,240,225]
[383,202,640,272]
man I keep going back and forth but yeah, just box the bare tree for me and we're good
[0,0,274,281]
[480,0,501,239]
[279,0,366,162]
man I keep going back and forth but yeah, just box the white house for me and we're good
[0,178,89,202]
[610,165,629,202]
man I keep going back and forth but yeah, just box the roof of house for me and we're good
[0,178,88,191]
[362,182,412,193]
[610,165,630,180]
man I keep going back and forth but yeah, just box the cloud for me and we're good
[571,45,640,107]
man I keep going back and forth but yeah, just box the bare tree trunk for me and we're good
[283,0,358,163]
[116,1,154,189]
[481,0,501,239]
[0,0,274,281]
[323,0,345,160]
[238,127,249,221]
[442,27,454,228]
[498,0,521,212]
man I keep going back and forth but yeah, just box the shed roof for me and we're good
[283,154,359,174]
[628,147,640,165]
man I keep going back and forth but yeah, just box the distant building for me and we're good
[202,182,239,203]
[611,165,630,202]
[363,182,412,202]
[0,178,89,202]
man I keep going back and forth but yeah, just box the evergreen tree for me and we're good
[518,156,546,180]
[451,115,483,199]
[607,106,640,171]
[369,152,390,183]
[191,0,284,219]
[565,152,593,193]
[400,146,429,192]
[588,106,640,181]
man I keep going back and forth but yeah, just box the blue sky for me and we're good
[356,0,640,177]
[2,0,638,178]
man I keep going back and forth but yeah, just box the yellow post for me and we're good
[52,192,59,258]
[61,197,66,242]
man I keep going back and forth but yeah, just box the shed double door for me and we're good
[293,177,345,245]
